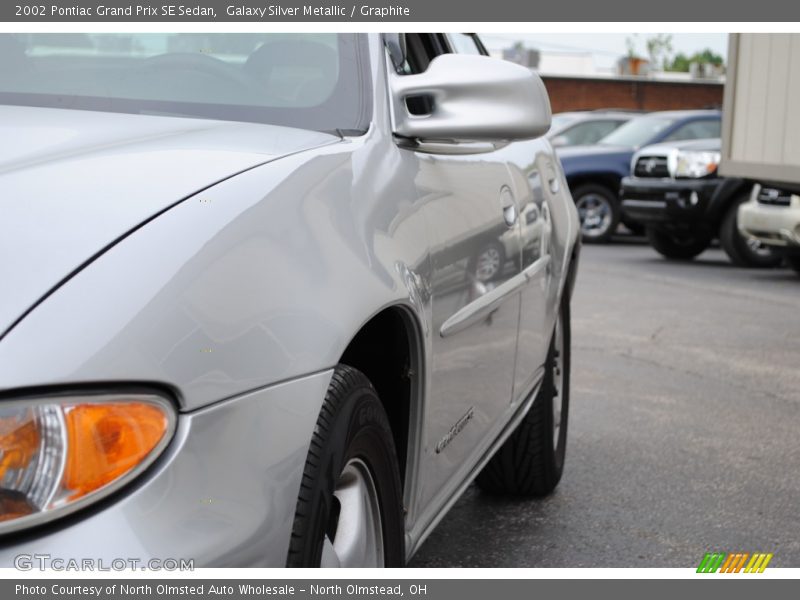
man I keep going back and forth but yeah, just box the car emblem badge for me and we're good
[435,407,475,454]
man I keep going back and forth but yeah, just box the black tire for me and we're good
[476,296,571,497]
[573,183,620,244]
[787,255,800,276]
[646,227,711,260]
[622,219,646,236]
[286,365,404,567]
[719,195,783,268]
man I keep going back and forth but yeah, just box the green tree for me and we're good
[667,48,724,72]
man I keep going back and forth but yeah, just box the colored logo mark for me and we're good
[697,552,773,573]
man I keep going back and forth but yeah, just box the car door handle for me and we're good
[503,203,518,227]
[500,185,518,227]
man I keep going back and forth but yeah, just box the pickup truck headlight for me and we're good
[669,150,721,179]
[0,394,175,533]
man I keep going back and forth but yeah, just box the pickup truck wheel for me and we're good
[786,255,800,276]
[646,227,711,260]
[574,184,619,244]
[475,296,571,497]
[286,365,404,567]
[622,219,646,236]
[719,195,783,268]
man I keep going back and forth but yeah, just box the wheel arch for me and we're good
[566,173,624,198]
[338,303,425,493]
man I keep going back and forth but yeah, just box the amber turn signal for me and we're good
[0,395,175,533]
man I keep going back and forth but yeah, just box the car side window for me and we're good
[446,34,486,56]
[399,33,450,74]
[562,120,623,145]
[664,119,721,141]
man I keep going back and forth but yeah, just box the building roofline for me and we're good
[537,72,725,85]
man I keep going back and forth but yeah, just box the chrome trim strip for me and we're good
[439,256,550,338]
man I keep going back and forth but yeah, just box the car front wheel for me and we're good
[786,255,800,276]
[574,183,619,243]
[286,365,404,567]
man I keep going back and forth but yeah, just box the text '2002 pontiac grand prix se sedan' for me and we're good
[0,33,580,567]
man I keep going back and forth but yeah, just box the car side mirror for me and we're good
[550,135,568,147]
[390,53,551,145]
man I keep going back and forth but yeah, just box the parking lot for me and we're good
[412,237,800,567]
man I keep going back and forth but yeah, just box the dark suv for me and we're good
[557,110,721,243]
[620,138,782,267]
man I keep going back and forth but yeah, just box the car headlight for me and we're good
[668,150,721,179]
[0,393,175,533]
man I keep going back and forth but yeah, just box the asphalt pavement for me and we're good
[411,237,800,567]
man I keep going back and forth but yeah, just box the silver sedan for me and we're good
[0,32,580,567]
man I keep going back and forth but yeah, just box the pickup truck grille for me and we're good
[634,156,670,178]
[757,187,792,206]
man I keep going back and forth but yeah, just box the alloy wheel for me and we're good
[576,194,612,238]
[320,458,384,567]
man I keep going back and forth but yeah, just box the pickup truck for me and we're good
[558,110,721,243]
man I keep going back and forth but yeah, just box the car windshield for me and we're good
[0,33,372,134]
[598,115,675,148]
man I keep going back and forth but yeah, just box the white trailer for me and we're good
[723,33,800,274]
[720,33,800,186]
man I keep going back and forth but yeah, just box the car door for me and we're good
[508,147,558,398]
[398,34,525,512]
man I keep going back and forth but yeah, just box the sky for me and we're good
[480,33,729,71]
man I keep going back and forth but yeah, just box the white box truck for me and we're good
[721,33,800,274]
